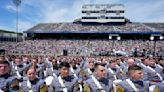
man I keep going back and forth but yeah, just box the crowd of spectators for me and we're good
[27,22,163,33]
[144,23,164,32]
[0,40,164,57]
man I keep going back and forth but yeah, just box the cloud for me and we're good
[34,0,84,22]
[0,19,34,32]
[0,25,14,32]
[18,20,34,32]
[93,0,123,4]
[124,0,164,22]
[5,4,20,12]
[1,0,164,33]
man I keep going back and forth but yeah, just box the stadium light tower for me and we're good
[150,36,156,56]
[159,36,163,40]
[13,0,21,42]
[117,36,121,40]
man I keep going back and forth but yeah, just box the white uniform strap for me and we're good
[70,66,78,78]
[126,79,138,92]
[70,66,83,92]
[156,64,163,69]
[91,75,105,92]
[116,65,124,74]
[27,79,33,92]
[50,67,57,78]
[58,76,68,92]
[108,68,117,80]
[43,68,47,77]
[87,68,92,75]
[147,66,163,80]
[15,66,22,79]
[0,89,4,92]
[137,62,146,68]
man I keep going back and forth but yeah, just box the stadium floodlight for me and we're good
[150,36,154,41]
[117,36,121,40]
[159,36,163,40]
[13,0,21,7]
[109,35,112,40]
[13,0,21,42]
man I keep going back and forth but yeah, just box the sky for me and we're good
[0,0,164,33]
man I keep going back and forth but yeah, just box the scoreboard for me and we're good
[81,4,125,23]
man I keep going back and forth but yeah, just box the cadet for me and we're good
[12,56,27,79]
[117,65,160,92]
[142,58,162,82]
[45,58,59,78]
[0,60,21,92]
[106,59,122,80]
[121,58,135,79]
[52,62,81,92]
[21,65,48,92]
[83,63,113,92]
[81,59,95,81]
[70,60,81,78]
[155,58,164,80]
[31,57,45,79]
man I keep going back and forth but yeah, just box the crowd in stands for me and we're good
[144,23,164,32]
[27,22,163,33]
[0,40,164,57]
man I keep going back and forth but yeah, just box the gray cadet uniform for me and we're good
[106,67,122,80]
[118,79,153,92]
[36,63,45,79]
[143,65,162,82]
[70,65,81,77]
[21,77,48,92]
[52,75,80,92]
[12,63,27,77]
[45,65,59,78]
[0,74,20,92]
[155,64,164,80]
[80,68,94,81]
[84,75,113,92]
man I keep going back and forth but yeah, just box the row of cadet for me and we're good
[0,55,164,92]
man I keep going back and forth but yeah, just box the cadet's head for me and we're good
[59,62,70,77]
[143,57,155,66]
[159,58,164,66]
[109,59,117,68]
[26,66,37,81]
[0,55,5,62]
[31,58,38,64]
[52,58,57,65]
[94,63,106,79]
[14,56,22,66]
[0,61,10,75]
[127,58,135,66]
[128,65,143,80]
[148,58,156,66]
[88,60,94,69]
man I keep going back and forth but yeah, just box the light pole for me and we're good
[150,36,155,56]
[13,0,21,42]
[109,35,114,51]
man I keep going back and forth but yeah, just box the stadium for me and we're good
[1,4,164,57]
[0,3,164,92]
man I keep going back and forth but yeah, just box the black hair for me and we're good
[26,65,36,74]
[128,64,142,72]
[0,60,10,65]
[59,62,70,69]
[94,62,105,70]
